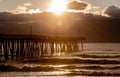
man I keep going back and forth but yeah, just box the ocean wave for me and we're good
[73,54,120,58]
[0,64,56,72]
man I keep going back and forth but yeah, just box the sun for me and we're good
[49,0,67,15]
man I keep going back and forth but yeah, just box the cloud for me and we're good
[0,11,120,42]
[28,9,41,14]
[92,6,100,9]
[104,5,120,18]
[12,5,27,14]
[11,3,41,14]
[67,0,88,10]
[24,3,31,6]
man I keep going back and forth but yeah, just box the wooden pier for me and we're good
[0,34,85,61]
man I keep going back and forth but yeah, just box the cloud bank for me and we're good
[67,0,88,10]
[11,3,41,14]
[0,10,120,42]
[104,5,120,19]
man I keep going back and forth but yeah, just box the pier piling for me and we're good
[0,34,85,61]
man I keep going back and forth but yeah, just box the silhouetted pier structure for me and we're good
[0,34,85,61]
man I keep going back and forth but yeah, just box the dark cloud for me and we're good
[67,0,88,10]
[0,11,120,42]
[104,5,120,18]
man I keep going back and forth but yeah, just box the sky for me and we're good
[0,0,120,13]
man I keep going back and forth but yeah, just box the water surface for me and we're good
[0,43,120,77]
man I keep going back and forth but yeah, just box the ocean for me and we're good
[0,43,120,77]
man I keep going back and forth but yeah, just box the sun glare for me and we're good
[49,0,67,15]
